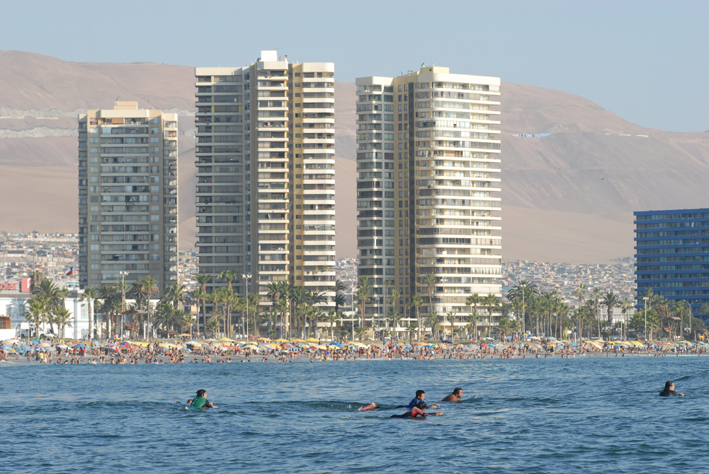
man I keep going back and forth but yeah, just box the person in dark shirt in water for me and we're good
[391,401,442,418]
[660,381,684,397]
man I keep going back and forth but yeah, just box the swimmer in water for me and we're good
[660,381,684,397]
[359,403,378,411]
[441,387,463,402]
[189,389,218,409]
[406,390,440,409]
[391,401,442,419]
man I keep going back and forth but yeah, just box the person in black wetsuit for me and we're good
[391,401,442,418]
[660,381,684,396]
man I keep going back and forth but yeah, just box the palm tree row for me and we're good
[24,278,72,338]
[628,289,708,341]
[352,274,502,341]
[184,273,346,339]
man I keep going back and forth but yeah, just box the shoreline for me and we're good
[0,349,701,367]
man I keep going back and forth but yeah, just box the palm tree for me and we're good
[355,277,371,329]
[411,294,423,340]
[206,317,220,338]
[26,295,49,338]
[390,310,402,340]
[140,277,159,340]
[466,293,483,339]
[588,287,601,338]
[162,282,191,310]
[248,293,260,336]
[673,300,691,340]
[287,287,305,337]
[601,291,620,340]
[35,279,62,307]
[218,270,237,292]
[383,279,394,325]
[447,310,459,339]
[334,279,347,313]
[190,288,207,338]
[210,287,228,337]
[325,310,340,340]
[507,280,539,335]
[53,307,73,339]
[266,281,288,337]
[426,312,441,340]
[386,289,400,334]
[127,280,147,338]
[193,274,211,336]
[573,284,587,340]
[422,273,437,317]
[620,298,633,340]
[354,326,367,342]
[484,294,500,337]
[98,284,119,339]
[81,287,97,341]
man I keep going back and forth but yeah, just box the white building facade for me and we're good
[356,67,502,329]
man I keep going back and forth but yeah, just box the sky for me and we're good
[1,0,707,132]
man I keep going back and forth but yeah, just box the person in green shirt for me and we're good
[190,389,218,409]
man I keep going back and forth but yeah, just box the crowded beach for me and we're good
[1,335,707,365]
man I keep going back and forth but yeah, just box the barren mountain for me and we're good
[1,51,707,262]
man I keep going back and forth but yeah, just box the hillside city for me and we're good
[1,232,636,309]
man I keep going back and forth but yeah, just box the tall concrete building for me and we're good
[356,66,501,333]
[78,101,179,295]
[194,51,336,316]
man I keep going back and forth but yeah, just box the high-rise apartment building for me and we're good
[356,67,501,333]
[78,101,179,295]
[194,51,336,318]
[635,208,709,321]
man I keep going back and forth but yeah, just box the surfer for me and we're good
[659,381,684,397]
[441,387,463,402]
[359,403,378,411]
[391,401,442,418]
[407,390,440,409]
[190,389,218,408]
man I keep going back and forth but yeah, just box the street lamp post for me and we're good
[643,296,649,342]
[242,274,251,339]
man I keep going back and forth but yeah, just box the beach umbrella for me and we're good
[328,342,342,348]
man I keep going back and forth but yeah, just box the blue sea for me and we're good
[1,356,708,473]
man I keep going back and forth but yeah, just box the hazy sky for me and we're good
[1,0,707,132]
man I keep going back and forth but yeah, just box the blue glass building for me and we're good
[634,209,709,321]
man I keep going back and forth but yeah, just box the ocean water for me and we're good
[1,356,708,473]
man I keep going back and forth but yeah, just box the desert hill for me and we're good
[1,51,708,262]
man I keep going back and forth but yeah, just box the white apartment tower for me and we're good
[356,67,502,332]
[78,101,179,294]
[195,51,336,315]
